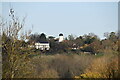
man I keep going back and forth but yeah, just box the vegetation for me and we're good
[75,54,119,78]
[1,9,119,79]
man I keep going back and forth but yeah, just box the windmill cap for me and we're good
[59,33,63,36]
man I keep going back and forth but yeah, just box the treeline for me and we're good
[28,31,119,55]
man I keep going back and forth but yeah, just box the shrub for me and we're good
[75,54,118,78]
[38,69,59,78]
[75,72,102,78]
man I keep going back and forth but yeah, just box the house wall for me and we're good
[35,43,50,50]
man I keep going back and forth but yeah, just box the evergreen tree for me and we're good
[39,33,48,42]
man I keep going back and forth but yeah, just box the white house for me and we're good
[33,33,64,50]
[35,42,50,50]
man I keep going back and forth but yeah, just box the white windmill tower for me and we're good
[59,33,64,42]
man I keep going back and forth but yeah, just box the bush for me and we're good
[27,54,95,78]
[38,69,59,78]
[75,54,118,78]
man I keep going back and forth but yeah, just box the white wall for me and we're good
[59,36,64,42]
[35,43,50,50]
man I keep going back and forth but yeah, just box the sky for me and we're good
[2,2,118,39]
[1,0,119,2]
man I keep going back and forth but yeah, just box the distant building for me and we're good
[35,41,50,50]
[29,33,64,50]
[35,33,50,50]
[59,33,64,42]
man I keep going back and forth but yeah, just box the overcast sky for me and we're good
[2,2,118,39]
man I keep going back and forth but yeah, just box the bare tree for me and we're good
[2,8,32,78]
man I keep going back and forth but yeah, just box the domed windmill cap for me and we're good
[59,33,63,36]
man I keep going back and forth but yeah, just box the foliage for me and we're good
[38,33,48,42]
[38,69,59,78]
[14,54,94,78]
[75,72,102,78]
[75,54,119,78]
[29,33,48,43]
[2,8,32,78]
[68,34,76,40]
